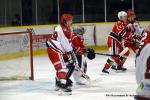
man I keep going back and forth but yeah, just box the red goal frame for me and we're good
[0,31,34,80]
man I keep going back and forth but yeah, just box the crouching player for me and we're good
[71,26,95,85]
[135,25,150,100]
[46,14,75,95]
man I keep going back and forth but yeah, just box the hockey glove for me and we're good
[86,48,95,60]
[132,40,140,47]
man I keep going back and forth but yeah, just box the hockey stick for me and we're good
[75,65,90,80]
[71,51,90,80]
[122,36,141,47]
[95,53,120,57]
[95,47,129,57]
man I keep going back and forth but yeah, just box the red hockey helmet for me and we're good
[61,14,73,24]
[127,9,136,18]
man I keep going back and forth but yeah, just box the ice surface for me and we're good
[0,52,137,100]
[0,57,31,80]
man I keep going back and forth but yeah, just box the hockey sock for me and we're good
[104,58,114,69]
[66,65,75,79]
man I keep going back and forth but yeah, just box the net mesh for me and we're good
[0,31,33,80]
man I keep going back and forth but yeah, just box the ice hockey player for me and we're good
[124,9,144,53]
[71,26,90,85]
[102,11,132,74]
[134,25,150,100]
[46,13,75,95]
[127,9,143,37]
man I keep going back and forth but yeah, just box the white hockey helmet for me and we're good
[118,11,127,21]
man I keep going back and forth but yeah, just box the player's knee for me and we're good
[57,68,68,79]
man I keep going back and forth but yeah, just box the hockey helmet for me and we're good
[127,9,136,22]
[127,9,136,18]
[86,48,95,60]
[118,11,127,21]
[73,26,85,35]
[61,14,73,24]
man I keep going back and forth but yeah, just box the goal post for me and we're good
[0,31,34,80]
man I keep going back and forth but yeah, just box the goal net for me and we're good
[0,31,34,80]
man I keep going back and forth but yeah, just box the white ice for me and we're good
[0,52,137,100]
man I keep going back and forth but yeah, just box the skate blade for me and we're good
[76,82,88,85]
[115,70,127,73]
[54,88,60,91]
[54,85,60,91]
[58,90,72,96]
[101,72,109,75]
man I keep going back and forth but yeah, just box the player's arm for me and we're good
[56,26,73,52]
[71,34,85,55]
[71,33,80,47]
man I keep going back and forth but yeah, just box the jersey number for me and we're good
[53,32,58,40]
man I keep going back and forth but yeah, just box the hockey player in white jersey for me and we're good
[134,25,150,100]
[124,9,144,53]
[46,14,75,95]
[127,9,143,36]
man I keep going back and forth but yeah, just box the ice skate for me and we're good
[102,69,109,74]
[55,77,72,95]
[57,83,72,95]
[66,79,73,88]
[55,77,61,91]
[111,65,117,70]
[117,65,127,71]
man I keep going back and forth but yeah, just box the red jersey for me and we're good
[112,21,128,35]
[110,21,134,42]
[141,31,150,45]
[136,31,150,56]
[71,33,85,55]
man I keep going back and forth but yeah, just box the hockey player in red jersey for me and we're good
[102,11,131,74]
[46,14,74,95]
[124,9,144,53]
[71,26,89,85]
[135,25,150,100]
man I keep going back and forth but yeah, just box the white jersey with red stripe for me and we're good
[136,44,150,83]
[47,25,73,53]
[135,31,150,99]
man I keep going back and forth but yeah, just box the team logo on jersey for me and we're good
[139,82,144,89]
